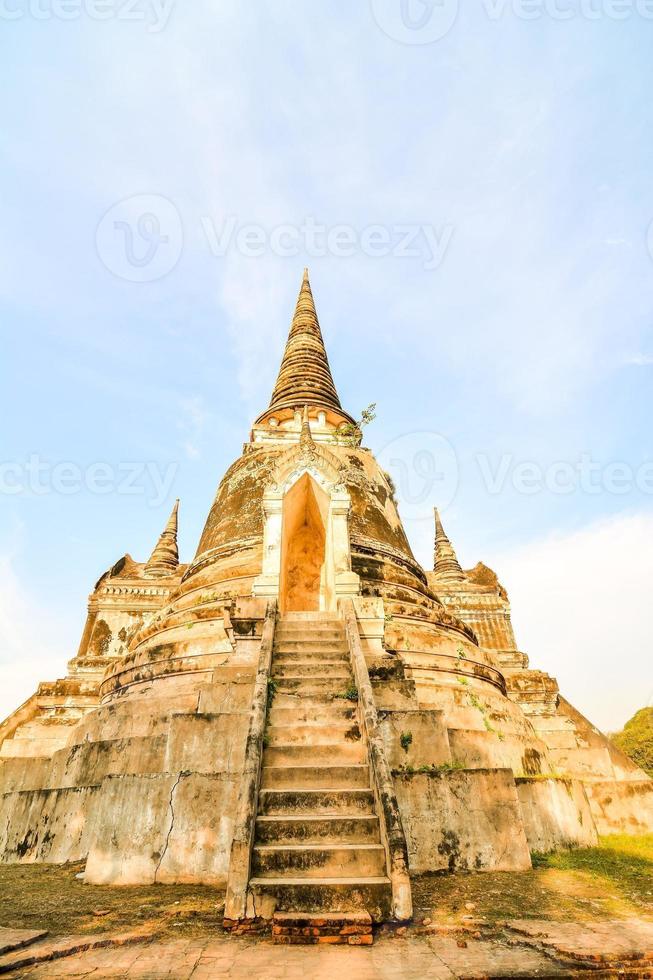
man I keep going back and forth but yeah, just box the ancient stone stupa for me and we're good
[1,270,651,929]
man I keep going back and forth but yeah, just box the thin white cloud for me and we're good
[625,353,653,366]
[0,551,73,725]
[177,395,209,460]
[489,512,653,732]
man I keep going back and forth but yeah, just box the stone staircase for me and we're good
[247,613,392,938]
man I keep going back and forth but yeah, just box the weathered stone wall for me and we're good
[84,769,241,886]
[0,664,257,885]
[515,777,598,852]
[0,786,100,864]
[393,769,532,873]
[378,709,451,770]
[584,779,653,836]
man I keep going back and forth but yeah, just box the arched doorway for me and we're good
[252,441,361,609]
[280,473,330,613]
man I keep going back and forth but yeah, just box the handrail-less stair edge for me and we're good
[341,598,413,922]
[224,599,277,922]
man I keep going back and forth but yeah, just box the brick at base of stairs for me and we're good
[272,911,373,946]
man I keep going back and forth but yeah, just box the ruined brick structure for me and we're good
[1,271,651,928]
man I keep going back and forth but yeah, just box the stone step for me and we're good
[273,679,356,699]
[281,613,342,623]
[272,691,358,711]
[258,789,376,816]
[264,743,366,767]
[272,664,351,681]
[266,724,361,747]
[269,704,357,726]
[252,843,387,878]
[275,626,345,640]
[255,815,381,844]
[248,878,392,921]
[271,911,373,946]
[274,640,349,654]
[261,765,370,790]
[273,650,349,663]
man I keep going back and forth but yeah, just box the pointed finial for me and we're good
[144,499,180,576]
[255,269,356,427]
[434,507,465,580]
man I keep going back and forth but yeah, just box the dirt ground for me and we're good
[412,834,653,928]
[1,835,651,940]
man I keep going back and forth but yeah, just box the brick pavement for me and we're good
[0,929,646,978]
[2,919,653,978]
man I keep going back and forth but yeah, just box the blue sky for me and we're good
[1,1,652,729]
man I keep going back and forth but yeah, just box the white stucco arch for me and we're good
[252,442,360,611]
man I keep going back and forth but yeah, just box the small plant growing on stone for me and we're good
[424,761,465,775]
[200,592,218,604]
[457,646,466,660]
[383,471,397,500]
[336,684,359,702]
[468,691,482,711]
[394,763,416,776]
[262,733,270,749]
[336,403,377,447]
[266,677,278,712]
[400,731,413,753]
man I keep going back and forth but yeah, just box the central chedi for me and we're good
[1,271,652,933]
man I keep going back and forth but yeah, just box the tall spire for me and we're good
[433,508,465,581]
[144,500,180,577]
[256,269,355,425]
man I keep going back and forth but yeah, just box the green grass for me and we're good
[533,833,653,905]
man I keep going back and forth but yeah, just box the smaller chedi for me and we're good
[0,270,651,926]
